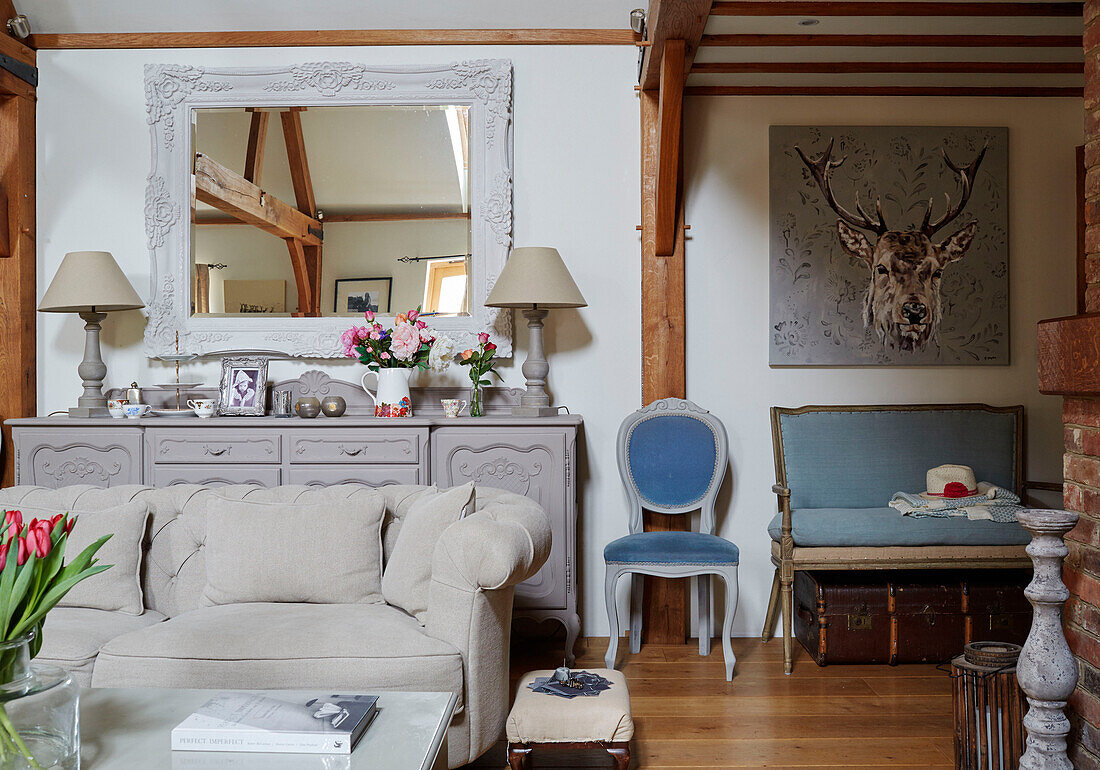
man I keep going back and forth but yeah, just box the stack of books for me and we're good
[172,692,379,754]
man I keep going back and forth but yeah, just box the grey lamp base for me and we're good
[69,406,110,418]
[511,405,559,417]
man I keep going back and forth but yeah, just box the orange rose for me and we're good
[460,349,474,361]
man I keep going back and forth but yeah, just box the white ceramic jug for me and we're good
[362,367,413,417]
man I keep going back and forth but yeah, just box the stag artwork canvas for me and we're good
[769,126,1009,365]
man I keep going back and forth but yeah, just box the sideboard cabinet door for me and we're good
[431,428,570,610]
[14,428,143,488]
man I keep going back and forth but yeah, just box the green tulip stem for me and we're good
[0,704,42,768]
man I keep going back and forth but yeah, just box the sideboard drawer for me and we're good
[289,429,427,465]
[151,465,282,487]
[286,465,421,487]
[15,428,143,488]
[150,429,281,464]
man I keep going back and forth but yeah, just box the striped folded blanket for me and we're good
[889,483,1023,524]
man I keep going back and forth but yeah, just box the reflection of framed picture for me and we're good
[218,356,269,416]
[335,277,392,316]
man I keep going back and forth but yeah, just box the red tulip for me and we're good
[26,521,51,558]
[3,510,22,540]
[0,541,9,571]
[16,537,27,566]
[64,517,76,536]
[49,513,64,531]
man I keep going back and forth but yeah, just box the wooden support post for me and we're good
[193,153,322,245]
[280,110,322,317]
[655,39,684,256]
[243,110,269,184]
[640,85,689,645]
[285,237,320,317]
[0,85,35,486]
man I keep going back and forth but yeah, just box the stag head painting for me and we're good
[769,126,1008,366]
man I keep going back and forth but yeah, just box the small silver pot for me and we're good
[321,396,347,417]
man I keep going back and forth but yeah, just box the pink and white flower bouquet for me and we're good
[341,308,453,372]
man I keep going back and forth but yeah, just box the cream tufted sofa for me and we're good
[0,484,551,768]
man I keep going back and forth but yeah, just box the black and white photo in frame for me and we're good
[334,277,393,316]
[218,356,269,416]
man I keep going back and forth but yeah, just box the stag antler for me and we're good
[920,144,987,237]
[796,139,889,236]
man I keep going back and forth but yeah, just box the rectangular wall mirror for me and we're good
[142,62,513,358]
[191,105,471,318]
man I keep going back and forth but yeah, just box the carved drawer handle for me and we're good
[339,446,364,456]
[203,445,230,456]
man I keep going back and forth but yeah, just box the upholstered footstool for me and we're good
[506,669,633,769]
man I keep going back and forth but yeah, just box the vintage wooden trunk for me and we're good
[793,570,1031,665]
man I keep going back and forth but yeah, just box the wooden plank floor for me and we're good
[467,637,954,769]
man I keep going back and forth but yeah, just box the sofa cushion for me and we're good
[37,607,166,687]
[91,603,464,703]
[767,507,1032,548]
[776,408,1019,509]
[383,483,474,623]
[57,501,151,614]
[201,491,386,606]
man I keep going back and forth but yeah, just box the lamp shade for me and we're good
[485,247,587,309]
[38,251,145,313]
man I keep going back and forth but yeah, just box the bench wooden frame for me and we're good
[759,403,1058,674]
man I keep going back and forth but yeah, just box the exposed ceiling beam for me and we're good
[243,111,268,185]
[701,33,1082,46]
[655,39,684,256]
[28,29,637,50]
[194,153,322,246]
[685,85,1084,96]
[639,0,714,90]
[692,61,1085,73]
[710,2,1083,16]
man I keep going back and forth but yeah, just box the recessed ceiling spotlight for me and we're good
[799,18,820,26]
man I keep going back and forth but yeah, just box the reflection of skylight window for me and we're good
[445,106,469,213]
[423,258,468,315]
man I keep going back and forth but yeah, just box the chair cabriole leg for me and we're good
[629,572,643,655]
[604,566,623,670]
[697,574,711,656]
[721,566,738,680]
[607,743,631,769]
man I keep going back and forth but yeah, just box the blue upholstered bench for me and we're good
[762,404,1054,674]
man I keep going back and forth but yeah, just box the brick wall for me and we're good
[1070,6,1100,761]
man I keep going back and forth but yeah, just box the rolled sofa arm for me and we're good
[422,487,552,766]
[430,489,551,593]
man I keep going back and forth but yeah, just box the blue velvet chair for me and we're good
[603,398,739,680]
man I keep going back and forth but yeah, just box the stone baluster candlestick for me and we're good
[1016,508,1080,770]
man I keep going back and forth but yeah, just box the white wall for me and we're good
[684,96,1080,635]
[36,46,1081,638]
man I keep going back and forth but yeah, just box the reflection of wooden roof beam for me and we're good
[243,111,268,184]
[195,211,471,225]
[279,110,321,316]
[193,153,323,246]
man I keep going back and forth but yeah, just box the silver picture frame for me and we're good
[218,356,270,416]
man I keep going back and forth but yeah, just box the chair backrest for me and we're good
[617,398,729,535]
[772,404,1023,510]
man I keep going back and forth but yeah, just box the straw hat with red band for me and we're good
[919,464,979,500]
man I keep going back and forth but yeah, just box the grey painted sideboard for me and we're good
[6,373,583,661]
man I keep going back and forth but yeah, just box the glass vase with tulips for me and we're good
[0,510,111,768]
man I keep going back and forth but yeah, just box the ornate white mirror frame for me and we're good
[142,60,514,358]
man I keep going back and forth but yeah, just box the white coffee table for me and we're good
[79,688,459,770]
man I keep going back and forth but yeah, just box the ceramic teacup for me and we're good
[188,399,216,419]
[107,399,128,419]
[441,399,468,418]
[122,403,151,419]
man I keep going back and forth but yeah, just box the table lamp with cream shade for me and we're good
[485,247,586,417]
[38,251,145,417]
